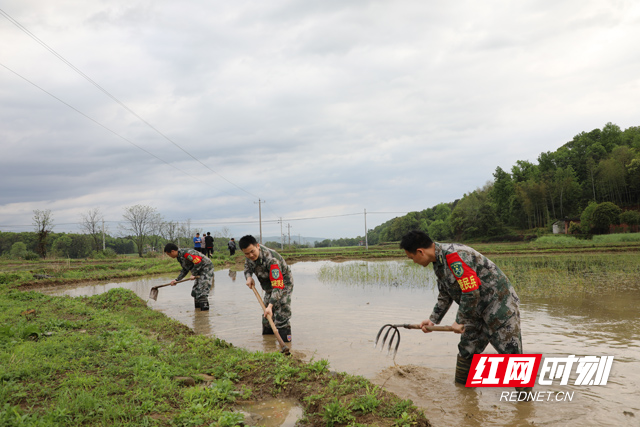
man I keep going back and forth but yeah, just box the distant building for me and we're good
[553,218,580,234]
[552,221,565,234]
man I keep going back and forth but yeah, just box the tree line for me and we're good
[320,122,640,246]
[6,122,640,254]
[1,205,234,259]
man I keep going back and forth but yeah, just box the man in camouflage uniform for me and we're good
[164,243,215,311]
[400,230,524,388]
[239,235,293,342]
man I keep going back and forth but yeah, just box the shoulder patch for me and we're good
[445,252,480,293]
[269,264,284,289]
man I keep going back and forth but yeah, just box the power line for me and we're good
[0,7,260,201]
[0,62,241,200]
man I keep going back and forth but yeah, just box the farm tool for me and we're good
[250,285,290,355]
[375,323,457,358]
[148,276,198,301]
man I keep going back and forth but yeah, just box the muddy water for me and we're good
[41,261,639,427]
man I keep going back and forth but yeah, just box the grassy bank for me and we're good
[3,238,639,426]
[274,234,640,262]
[0,253,240,290]
[0,273,430,426]
[4,233,639,288]
[494,252,640,298]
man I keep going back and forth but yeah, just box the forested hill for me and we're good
[332,123,640,246]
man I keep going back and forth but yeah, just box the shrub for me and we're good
[620,210,640,227]
[9,242,27,259]
[568,221,581,235]
[90,248,118,259]
[592,202,622,233]
[23,251,40,261]
[580,201,598,232]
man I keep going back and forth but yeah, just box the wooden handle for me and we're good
[152,276,200,290]
[404,324,455,332]
[250,285,289,352]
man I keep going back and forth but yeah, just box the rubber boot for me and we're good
[198,298,210,311]
[277,327,292,343]
[455,355,473,385]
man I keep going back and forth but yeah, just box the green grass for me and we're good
[318,260,431,288]
[494,252,640,298]
[528,235,594,247]
[593,232,640,243]
[316,252,640,299]
[0,254,240,289]
[272,235,640,263]
[0,280,430,427]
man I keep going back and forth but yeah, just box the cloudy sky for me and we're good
[1,0,639,240]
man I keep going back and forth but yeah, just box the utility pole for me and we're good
[287,223,292,246]
[102,218,105,251]
[254,199,265,244]
[364,208,368,250]
[279,217,284,249]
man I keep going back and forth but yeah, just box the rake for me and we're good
[374,323,456,359]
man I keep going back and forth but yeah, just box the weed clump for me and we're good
[87,288,147,310]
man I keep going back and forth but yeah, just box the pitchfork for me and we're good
[374,323,457,359]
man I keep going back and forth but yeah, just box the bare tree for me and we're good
[178,219,192,248]
[148,212,165,252]
[214,226,231,239]
[213,226,232,252]
[80,207,106,251]
[160,220,180,247]
[33,209,54,258]
[121,205,157,257]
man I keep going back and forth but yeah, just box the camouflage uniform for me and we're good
[429,242,522,360]
[175,248,215,300]
[244,245,293,330]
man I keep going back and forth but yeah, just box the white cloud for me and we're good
[1,0,639,238]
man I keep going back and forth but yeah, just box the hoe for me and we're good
[149,276,198,301]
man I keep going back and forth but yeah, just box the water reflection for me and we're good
[37,261,640,427]
[239,398,303,427]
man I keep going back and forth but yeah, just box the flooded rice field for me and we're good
[40,260,639,427]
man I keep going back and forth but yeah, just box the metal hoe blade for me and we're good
[149,287,159,301]
[374,324,402,359]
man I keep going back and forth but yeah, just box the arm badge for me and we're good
[185,253,202,264]
[269,264,285,289]
[446,253,481,293]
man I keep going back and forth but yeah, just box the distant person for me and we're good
[204,232,214,258]
[164,243,214,311]
[240,235,293,342]
[400,230,526,392]
[228,237,236,256]
[228,270,237,281]
[193,233,203,254]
